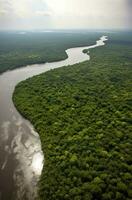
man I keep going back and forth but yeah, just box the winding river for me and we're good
[0,35,107,200]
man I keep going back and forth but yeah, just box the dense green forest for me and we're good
[0,31,103,74]
[13,32,132,200]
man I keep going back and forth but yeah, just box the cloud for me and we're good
[0,0,131,30]
[0,0,52,18]
[44,0,131,29]
[127,0,132,18]
[35,10,52,17]
[0,9,8,16]
[0,0,53,29]
[0,0,13,16]
[44,0,125,16]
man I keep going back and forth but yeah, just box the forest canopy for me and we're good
[0,31,103,74]
[13,32,132,200]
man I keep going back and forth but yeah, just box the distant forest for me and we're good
[13,32,132,200]
[0,31,103,74]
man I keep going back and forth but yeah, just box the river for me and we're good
[0,35,107,200]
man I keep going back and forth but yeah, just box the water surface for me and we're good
[0,36,107,200]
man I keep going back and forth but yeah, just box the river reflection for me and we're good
[0,36,107,200]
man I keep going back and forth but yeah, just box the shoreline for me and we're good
[0,35,107,199]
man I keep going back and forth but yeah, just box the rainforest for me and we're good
[13,32,132,200]
[0,31,103,74]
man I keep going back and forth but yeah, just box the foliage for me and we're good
[13,32,132,200]
[0,31,102,73]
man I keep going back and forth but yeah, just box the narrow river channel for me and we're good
[0,36,107,200]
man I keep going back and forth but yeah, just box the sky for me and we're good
[0,0,132,30]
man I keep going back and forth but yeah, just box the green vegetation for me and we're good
[83,49,89,54]
[0,31,102,73]
[13,32,132,200]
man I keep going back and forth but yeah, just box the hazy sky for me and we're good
[0,0,132,30]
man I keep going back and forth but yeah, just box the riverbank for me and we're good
[0,31,104,74]
[0,36,107,200]
[13,36,132,199]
